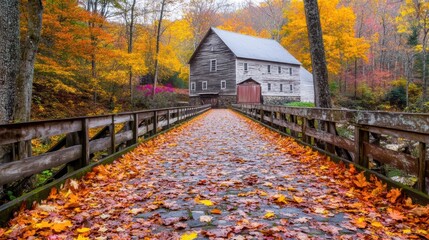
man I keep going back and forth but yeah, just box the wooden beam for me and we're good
[0,145,82,185]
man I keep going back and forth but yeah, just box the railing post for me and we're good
[302,117,308,144]
[354,126,369,168]
[417,142,427,192]
[325,121,336,154]
[110,115,116,154]
[132,113,138,144]
[81,118,89,166]
[178,108,181,122]
[167,110,170,128]
[153,111,158,135]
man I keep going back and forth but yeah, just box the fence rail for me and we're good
[0,105,211,187]
[232,104,429,195]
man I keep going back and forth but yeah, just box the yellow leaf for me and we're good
[76,227,91,233]
[74,235,90,240]
[180,231,198,240]
[353,217,367,229]
[35,221,52,229]
[197,200,213,206]
[273,194,288,204]
[293,196,304,203]
[403,229,412,234]
[264,211,275,219]
[51,220,73,233]
[371,221,383,228]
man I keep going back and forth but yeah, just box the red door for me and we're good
[237,84,261,104]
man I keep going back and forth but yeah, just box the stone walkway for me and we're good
[2,109,428,239]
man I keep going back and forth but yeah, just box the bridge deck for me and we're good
[2,109,428,239]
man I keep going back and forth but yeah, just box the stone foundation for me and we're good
[262,96,300,105]
[189,95,236,108]
[190,95,299,107]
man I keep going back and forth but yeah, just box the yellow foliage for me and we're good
[281,0,369,74]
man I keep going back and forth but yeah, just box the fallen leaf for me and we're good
[353,217,367,229]
[386,188,401,203]
[371,221,383,228]
[211,209,222,214]
[197,199,214,206]
[353,172,368,188]
[35,221,52,229]
[200,215,213,222]
[76,227,91,233]
[264,211,275,219]
[293,196,304,203]
[387,208,405,221]
[51,220,73,233]
[180,231,198,240]
[75,235,90,240]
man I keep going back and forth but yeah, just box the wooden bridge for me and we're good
[0,105,428,238]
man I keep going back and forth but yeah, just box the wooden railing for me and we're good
[232,104,429,196]
[0,105,211,187]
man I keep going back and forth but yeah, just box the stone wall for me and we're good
[263,96,300,105]
[189,95,237,108]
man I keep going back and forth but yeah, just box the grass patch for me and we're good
[284,102,315,108]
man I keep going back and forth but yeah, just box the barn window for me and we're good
[289,84,293,93]
[221,80,226,89]
[289,68,293,75]
[210,59,217,72]
[280,84,283,92]
[191,82,196,91]
[202,81,207,90]
[268,83,271,91]
[267,65,271,73]
[244,63,248,71]
[278,66,281,74]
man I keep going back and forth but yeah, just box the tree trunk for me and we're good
[422,32,428,101]
[128,0,136,108]
[0,0,20,164]
[303,0,331,108]
[153,0,166,96]
[14,0,43,124]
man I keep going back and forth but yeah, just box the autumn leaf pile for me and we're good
[1,109,428,239]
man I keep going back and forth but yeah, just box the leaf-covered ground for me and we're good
[1,109,429,239]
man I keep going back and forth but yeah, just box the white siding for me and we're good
[236,58,301,97]
[299,67,315,103]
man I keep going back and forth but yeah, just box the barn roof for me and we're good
[188,28,301,65]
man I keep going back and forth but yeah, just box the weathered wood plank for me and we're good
[88,116,111,128]
[361,125,429,144]
[0,145,82,185]
[114,115,133,124]
[0,120,82,145]
[89,137,110,153]
[363,143,418,174]
[305,128,355,152]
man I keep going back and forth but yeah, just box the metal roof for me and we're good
[210,27,301,65]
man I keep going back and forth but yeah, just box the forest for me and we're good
[5,0,429,120]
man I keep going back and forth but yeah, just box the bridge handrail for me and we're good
[232,104,429,195]
[0,105,211,186]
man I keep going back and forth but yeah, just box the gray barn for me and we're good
[188,27,314,107]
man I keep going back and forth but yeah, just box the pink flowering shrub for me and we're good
[136,84,174,97]
[134,84,178,108]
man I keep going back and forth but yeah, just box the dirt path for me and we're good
[2,109,428,239]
